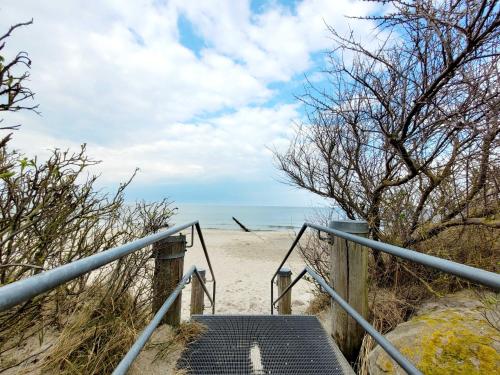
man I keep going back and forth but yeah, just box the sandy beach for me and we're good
[131,228,317,374]
[131,228,318,374]
[179,228,314,318]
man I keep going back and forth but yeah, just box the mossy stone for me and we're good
[368,292,499,374]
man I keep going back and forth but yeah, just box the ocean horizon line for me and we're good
[172,204,340,231]
[175,202,334,209]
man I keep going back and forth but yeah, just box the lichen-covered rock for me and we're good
[367,291,499,375]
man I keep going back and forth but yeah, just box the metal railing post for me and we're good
[329,220,369,362]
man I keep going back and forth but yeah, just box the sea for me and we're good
[172,204,340,231]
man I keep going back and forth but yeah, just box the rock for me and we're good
[367,290,500,375]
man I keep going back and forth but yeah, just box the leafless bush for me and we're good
[275,0,500,280]
[0,143,174,370]
[0,19,38,150]
[0,20,176,373]
[286,2,500,358]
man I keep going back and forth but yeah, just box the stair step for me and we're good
[178,315,354,375]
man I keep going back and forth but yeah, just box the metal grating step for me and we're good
[177,315,354,375]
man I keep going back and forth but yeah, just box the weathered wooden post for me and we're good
[329,220,369,362]
[190,268,206,315]
[277,267,292,315]
[152,234,186,326]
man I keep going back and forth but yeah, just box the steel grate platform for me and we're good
[177,315,354,375]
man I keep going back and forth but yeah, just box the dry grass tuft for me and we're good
[356,319,383,375]
[369,287,413,333]
[416,226,498,274]
[355,287,415,374]
[305,292,331,315]
[37,285,142,375]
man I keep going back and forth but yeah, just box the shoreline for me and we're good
[173,224,303,232]
[194,226,300,231]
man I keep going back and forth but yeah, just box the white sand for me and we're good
[180,229,314,318]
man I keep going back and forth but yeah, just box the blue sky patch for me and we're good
[177,14,206,57]
[128,27,145,46]
[251,0,299,14]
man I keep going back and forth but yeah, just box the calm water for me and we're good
[172,204,339,230]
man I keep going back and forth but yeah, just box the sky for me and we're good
[0,0,382,206]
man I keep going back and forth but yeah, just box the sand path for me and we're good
[180,229,313,318]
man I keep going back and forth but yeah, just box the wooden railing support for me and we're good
[329,220,369,362]
[277,267,292,315]
[190,268,206,315]
[152,234,186,326]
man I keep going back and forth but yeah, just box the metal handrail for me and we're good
[308,222,500,288]
[194,222,216,314]
[271,221,500,374]
[270,224,307,314]
[0,221,217,313]
[113,265,210,375]
[273,266,422,375]
[271,221,500,313]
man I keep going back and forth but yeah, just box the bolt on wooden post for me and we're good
[329,220,369,362]
[152,234,186,326]
[190,268,206,316]
[277,267,292,315]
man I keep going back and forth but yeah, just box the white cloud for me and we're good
[177,0,380,81]
[2,1,272,135]
[11,104,299,184]
[0,0,381,203]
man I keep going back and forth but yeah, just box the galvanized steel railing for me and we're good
[0,220,216,313]
[271,222,500,375]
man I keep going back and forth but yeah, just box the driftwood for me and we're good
[232,217,251,232]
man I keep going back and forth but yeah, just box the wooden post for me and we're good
[329,220,369,362]
[277,267,292,315]
[152,234,186,326]
[190,268,206,316]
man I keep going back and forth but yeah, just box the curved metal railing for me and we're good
[113,265,211,375]
[0,220,216,313]
[271,221,500,375]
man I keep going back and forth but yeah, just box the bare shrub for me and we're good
[0,156,175,368]
[0,19,38,156]
[0,143,174,358]
[274,0,500,278]
[280,3,500,364]
[0,19,177,374]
